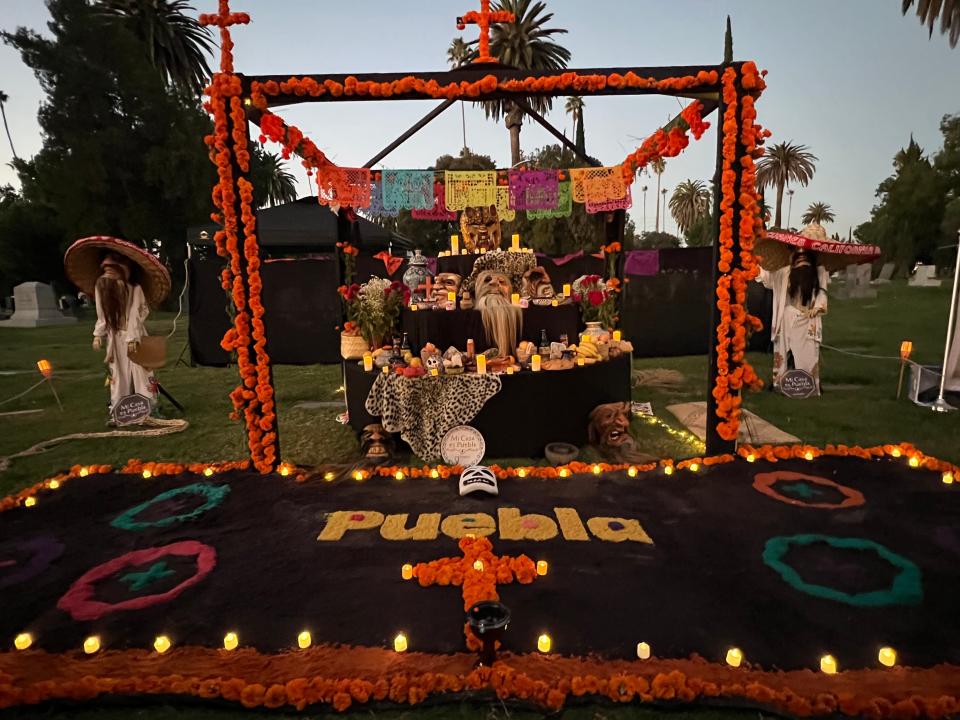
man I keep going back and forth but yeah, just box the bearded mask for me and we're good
[521,266,556,299]
[460,205,502,253]
[474,270,521,357]
[430,273,462,304]
[361,423,394,464]
[587,402,653,463]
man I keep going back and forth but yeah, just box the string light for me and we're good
[203,467,214,477]
[878,647,897,667]
[627,466,638,477]
[636,642,651,659]
[23,496,36,507]
[725,647,743,667]
[537,633,552,653]
[943,471,954,485]
[663,465,674,476]
[393,633,408,652]
[154,635,171,654]
[83,635,101,654]
[637,413,706,453]
[297,630,312,649]
[223,632,239,651]
[14,633,32,651]
[48,479,60,490]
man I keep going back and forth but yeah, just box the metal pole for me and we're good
[931,233,960,413]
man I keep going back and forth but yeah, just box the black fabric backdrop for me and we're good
[3,456,958,672]
[401,305,580,355]
[188,257,341,365]
[345,354,631,457]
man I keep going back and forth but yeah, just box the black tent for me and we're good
[186,195,411,253]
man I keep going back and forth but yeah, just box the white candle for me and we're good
[537,634,551,653]
[636,642,651,659]
[476,355,487,374]
[451,234,459,254]
[820,654,837,674]
[725,647,743,667]
[531,354,541,372]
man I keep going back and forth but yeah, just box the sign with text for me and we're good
[112,393,152,426]
[780,370,818,399]
[441,425,485,467]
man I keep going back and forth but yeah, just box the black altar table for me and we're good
[401,304,580,354]
[344,353,631,458]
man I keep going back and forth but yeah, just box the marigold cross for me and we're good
[199,0,251,74]
[411,535,536,650]
[456,0,515,64]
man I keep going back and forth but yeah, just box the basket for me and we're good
[341,333,369,359]
[128,335,167,370]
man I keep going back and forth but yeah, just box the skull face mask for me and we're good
[361,423,394,464]
[521,266,556,299]
[460,205,502,253]
[430,273,462,304]
[587,402,654,463]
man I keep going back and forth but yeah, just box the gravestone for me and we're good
[872,262,895,285]
[909,265,942,287]
[0,282,78,328]
[835,264,876,299]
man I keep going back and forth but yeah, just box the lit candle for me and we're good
[612,330,622,342]
[531,354,541,372]
[577,357,585,367]
[154,635,171,654]
[512,233,520,251]
[223,632,239,651]
[537,633,552,653]
[24,496,36,507]
[746,454,756,463]
[79,467,89,477]
[447,291,456,310]
[83,635,101,654]
[664,465,674,475]
[909,456,920,468]
[804,451,814,460]
[323,472,335,481]
[891,448,902,458]
[410,303,418,311]
[401,564,413,580]
[725,647,743,667]
[551,298,558,307]
[592,464,601,475]
[394,470,404,480]
[451,234,459,254]
[394,633,408,652]
[48,479,60,489]
[142,470,152,479]
[536,560,548,576]
[382,365,389,374]
[627,466,638,477]
[203,467,214,476]
[14,633,32,651]
[476,355,487,374]
[506,366,515,375]
[473,560,484,572]
[878,647,897,667]
[517,468,527,477]
[511,293,520,306]
[820,654,837,674]
[430,368,439,376]
[363,353,373,372]
[298,630,312,649]
[944,471,954,484]
[563,283,572,297]
[636,642,651,659]
[689,463,700,472]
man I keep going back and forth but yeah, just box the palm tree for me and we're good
[801,201,836,225]
[669,180,711,235]
[96,0,214,95]
[651,158,666,231]
[447,37,471,151]
[252,151,298,208]
[902,0,959,47]
[0,91,16,161]
[565,96,585,154]
[467,0,571,165]
[755,141,818,229]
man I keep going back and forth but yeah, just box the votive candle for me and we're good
[612,330,622,342]
[451,234,459,254]
[636,642,651,659]
[577,357,585,367]
[511,293,520,306]
[512,233,520,251]
[476,355,487,374]
[531,354,541,372]
[563,283,572,297]
[363,353,373,372]
[401,564,413,580]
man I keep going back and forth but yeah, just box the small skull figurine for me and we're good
[430,272,462,305]
[361,423,394,464]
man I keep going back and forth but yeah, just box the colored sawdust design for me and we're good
[111,482,230,531]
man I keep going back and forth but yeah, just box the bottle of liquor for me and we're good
[466,338,475,359]
[400,332,412,363]
[538,329,550,356]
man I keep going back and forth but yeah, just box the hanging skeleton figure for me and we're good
[473,270,522,357]
[64,236,171,419]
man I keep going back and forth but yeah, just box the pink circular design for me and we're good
[57,541,216,621]
[752,471,865,509]
[350,513,365,521]
[520,518,540,529]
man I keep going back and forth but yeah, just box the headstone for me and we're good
[0,282,78,328]
[872,262,895,284]
[441,425,485,467]
[780,369,818,399]
[112,393,152,426]
[909,265,942,288]
[835,264,877,299]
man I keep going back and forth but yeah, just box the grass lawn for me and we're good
[0,280,957,719]
[1,279,957,498]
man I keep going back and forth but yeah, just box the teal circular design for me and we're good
[112,483,230,531]
[763,534,922,607]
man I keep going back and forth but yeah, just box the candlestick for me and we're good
[612,330,622,342]
[563,283,571,297]
[512,233,520,251]
[363,353,373,372]
[451,234,459,255]
[401,564,413,580]
[476,354,487,374]
[725,647,743,667]
[820,654,837,674]
[394,633,408,653]
[537,633,551,653]
[636,642,651,659]
[531,354,541,372]
[511,293,520,306]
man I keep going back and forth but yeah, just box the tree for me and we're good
[755,141,817,228]
[96,0,214,95]
[0,186,66,296]
[0,91,17,160]
[669,179,711,235]
[565,96,585,154]
[684,213,715,247]
[635,230,681,249]
[902,0,959,47]
[801,201,836,225]
[447,37,471,151]
[650,158,666,231]
[250,149,298,209]
[466,0,571,165]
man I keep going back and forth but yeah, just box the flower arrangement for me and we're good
[338,278,409,348]
[572,275,619,328]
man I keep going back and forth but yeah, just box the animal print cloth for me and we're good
[364,372,502,461]
[461,249,537,296]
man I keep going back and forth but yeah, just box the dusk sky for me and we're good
[1,0,958,238]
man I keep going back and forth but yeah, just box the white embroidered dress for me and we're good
[94,283,155,412]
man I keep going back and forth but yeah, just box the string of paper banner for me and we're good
[323,167,633,221]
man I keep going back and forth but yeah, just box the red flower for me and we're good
[587,290,605,307]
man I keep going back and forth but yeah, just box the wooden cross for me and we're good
[416,275,434,302]
[199,0,250,73]
[456,0,515,64]
[411,536,536,649]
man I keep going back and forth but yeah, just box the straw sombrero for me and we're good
[64,236,171,307]
[754,223,881,273]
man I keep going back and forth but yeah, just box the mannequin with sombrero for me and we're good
[756,222,880,394]
[64,236,171,419]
